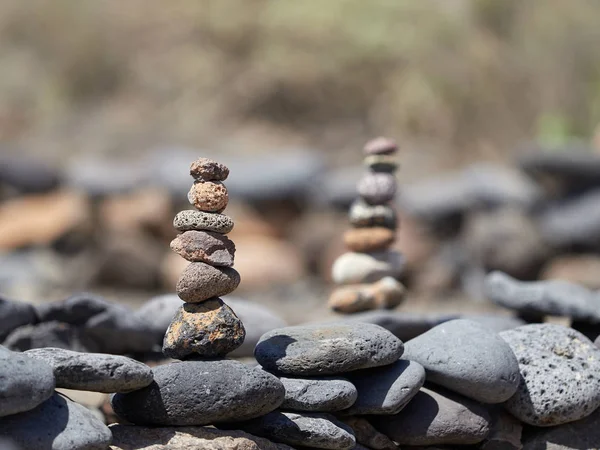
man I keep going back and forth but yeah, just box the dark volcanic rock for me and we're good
[3,321,99,353]
[0,295,36,341]
[34,293,112,325]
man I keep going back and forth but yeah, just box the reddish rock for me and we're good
[171,230,235,266]
[190,158,229,182]
[187,181,228,213]
[364,137,398,155]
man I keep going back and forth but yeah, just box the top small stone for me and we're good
[364,137,398,155]
[190,158,229,182]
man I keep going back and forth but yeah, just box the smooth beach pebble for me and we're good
[331,251,404,285]
[277,375,358,412]
[187,180,229,213]
[173,210,234,234]
[176,262,240,303]
[329,277,405,314]
[363,137,398,155]
[254,322,403,376]
[357,172,397,205]
[190,157,229,181]
[162,298,245,359]
[343,227,395,252]
[170,230,236,266]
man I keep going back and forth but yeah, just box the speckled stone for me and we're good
[403,319,520,404]
[349,199,398,229]
[331,251,404,285]
[255,323,403,376]
[328,277,405,314]
[343,227,395,252]
[364,154,398,173]
[173,210,234,234]
[357,173,397,205]
[111,359,285,426]
[364,137,398,155]
[170,230,236,266]
[187,181,228,213]
[176,262,240,303]
[278,375,357,412]
[499,323,600,426]
[24,347,153,393]
[228,411,356,450]
[190,157,229,181]
[162,299,245,359]
[372,387,491,446]
[345,359,425,415]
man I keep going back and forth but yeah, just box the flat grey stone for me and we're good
[255,323,403,376]
[0,392,111,450]
[345,359,425,415]
[372,387,491,446]
[35,293,112,325]
[228,411,356,450]
[24,348,153,393]
[403,319,520,403]
[278,375,357,412]
[485,271,600,323]
[500,323,600,426]
[0,296,36,341]
[3,321,99,353]
[111,359,284,426]
[0,346,55,417]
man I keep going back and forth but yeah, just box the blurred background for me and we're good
[2,0,600,323]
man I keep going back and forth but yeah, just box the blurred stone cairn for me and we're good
[329,137,405,313]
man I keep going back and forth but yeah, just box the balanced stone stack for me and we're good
[111,158,285,427]
[329,137,405,313]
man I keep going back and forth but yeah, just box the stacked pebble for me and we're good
[329,137,405,313]
[110,158,285,427]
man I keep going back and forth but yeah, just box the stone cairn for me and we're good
[329,137,405,313]
[110,158,286,427]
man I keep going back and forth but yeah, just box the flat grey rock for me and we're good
[111,359,284,426]
[278,375,357,412]
[228,411,356,450]
[3,321,99,353]
[0,296,36,341]
[25,348,153,393]
[372,387,491,446]
[500,323,600,426]
[485,271,600,323]
[35,293,112,325]
[0,392,112,450]
[403,319,520,403]
[0,346,55,417]
[345,359,425,415]
[255,323,403,376]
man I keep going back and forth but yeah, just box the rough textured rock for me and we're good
[346,359,425,415]
[228,411,356,450]
[372,387,491,446]
[0,393,112,450]
[255,323,403,376]
[277,375,357,412]
[348,199,397,229]
[403,319,520,403]
[188,181,228,213]
[170,230,235,266]
[0,295,36,341]
[329,277,405,314]
[341,417,396,450]
[34,293,112,325]
[176,262,241,303]
[3,321,99,353]
[500,324,600,426]
[485,271,600,323]
[331,251,404,285]
[173,210,234,234]
[24,348,153,393]
[162,299,246,359]
[0,346,55,417]
[109,424,294,450]
[357,173,397,205]
[111,359,284,426]
[190,157,230,181]
[343,227,395,252]
[364,154,398,172]
[364,137,398,155]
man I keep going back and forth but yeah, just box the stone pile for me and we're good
[110,157,286,428]
[329,137,405,313]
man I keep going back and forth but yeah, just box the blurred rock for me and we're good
[460,314,526,333]
[0,190,90,251]
[160,252,189,290]
[3,321,99,352]
[316,166,366,207]
[394,213,438,271]
[0,295,36,341]
[134,294,182,338]
[328,277,405,314]
[541,254,600,290]
[0,155,62,194]
[35,292,112,325]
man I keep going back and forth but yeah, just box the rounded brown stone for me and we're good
[162,298,245,359]
[343,227,395,252]
[187,181,228,213]
[176,262,241,303]
[328,277,405,314]
[171,230,236,266]
[190,158,230,182]
[363,137,398,155]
